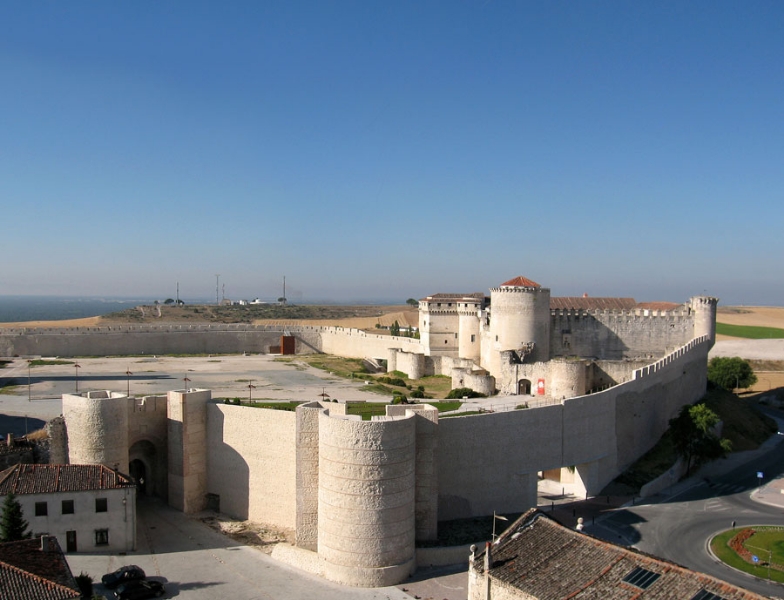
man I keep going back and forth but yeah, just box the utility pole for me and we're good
[216,274,220,305]
[176,282,179,305]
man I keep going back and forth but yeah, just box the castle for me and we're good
[4,276,718,587]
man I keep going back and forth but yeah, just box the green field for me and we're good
[716,323,784,339]
[710,527,784,583]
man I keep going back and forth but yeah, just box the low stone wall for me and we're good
[639,458,687,498]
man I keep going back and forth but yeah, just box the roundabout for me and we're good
[710,526,784,584]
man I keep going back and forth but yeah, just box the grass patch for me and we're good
[345,400,464,420]
[28,359,74,366]
[275,354,369,378]
[441,410,487,418]
[346,403,387,420]
[0,360,11,369]
[0,384,21,395]
[220,400,305,411]
[711,527,784,583]
[716,323,784,339]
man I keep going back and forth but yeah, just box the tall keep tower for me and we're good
[489,276,551,367]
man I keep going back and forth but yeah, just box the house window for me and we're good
[95,529,109,546]
[35,502,48,516]
[95,498,108,513]
[61,500,74,515]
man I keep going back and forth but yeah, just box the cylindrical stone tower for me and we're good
[458,296,483,362]
[490,276,551,363]
[691,296,719,347]
[318,411,416,587]
[547,359,588,400]
[62,391,129,473]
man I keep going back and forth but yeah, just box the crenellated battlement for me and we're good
[550,307,693,319]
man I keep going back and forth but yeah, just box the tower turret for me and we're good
[489,276,551,367]
[691,295,719,347]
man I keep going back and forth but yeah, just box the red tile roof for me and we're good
[474,510,767,600]
[0,464,134,495]
[550,297,639,310]
[636,301,682,311]
[0,538,80,600]
[500,276,541,288]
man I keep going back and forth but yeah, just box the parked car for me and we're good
[101,565,146,589]
[114,579,165,599]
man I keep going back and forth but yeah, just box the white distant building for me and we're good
[0,464,136,553]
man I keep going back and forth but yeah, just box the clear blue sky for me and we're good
[1,1,782,305]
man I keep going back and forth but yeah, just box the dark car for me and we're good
[114,579,165,599]
[101,565,146,588]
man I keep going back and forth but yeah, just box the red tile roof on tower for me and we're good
[500,276,541,288]
[0,464,134,495]
[0,538,80,600]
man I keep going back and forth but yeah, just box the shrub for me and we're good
[76,572,93,598]
[446,387,486,399]
[391,393,408,404]
[378,376,407,387]
[410,390,425,399]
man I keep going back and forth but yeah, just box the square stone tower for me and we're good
[167,388,210,513]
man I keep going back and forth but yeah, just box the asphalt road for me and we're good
[595,425,784,598]
[68,497,415,600]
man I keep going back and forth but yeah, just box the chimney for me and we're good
[484,540,492,571]
[6,434,13,448]
[40,535,53,552]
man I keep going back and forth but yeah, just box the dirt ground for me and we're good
[716,306,784,334]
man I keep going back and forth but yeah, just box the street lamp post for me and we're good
[492,511,508,543]
[74,363,81,393]
[248,381,256,404]
[27,360,32,402]
[126,368,133,397]
[184,376,191,390]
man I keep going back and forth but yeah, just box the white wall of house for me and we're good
[7,486,136,553]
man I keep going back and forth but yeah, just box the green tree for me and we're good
[707,357,757,391]
[0,493,31,542]
[406,298,419,307]
[670,403,730,474]
[390,320,400,336]
[164,298,175,305]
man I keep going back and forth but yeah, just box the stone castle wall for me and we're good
[550,308,695,359]
[435,336,711,520]
[207,403,297,529]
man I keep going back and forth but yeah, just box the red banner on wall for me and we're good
[537,379,545,395]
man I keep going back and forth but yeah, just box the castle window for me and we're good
[95,529,109,546]
[61,500,74,515]
[35,502,48,516]
[471,334,475,342]
[95,498,108,513]
[455,333,458,339]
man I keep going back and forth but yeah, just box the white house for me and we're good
[0,464,136,553]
